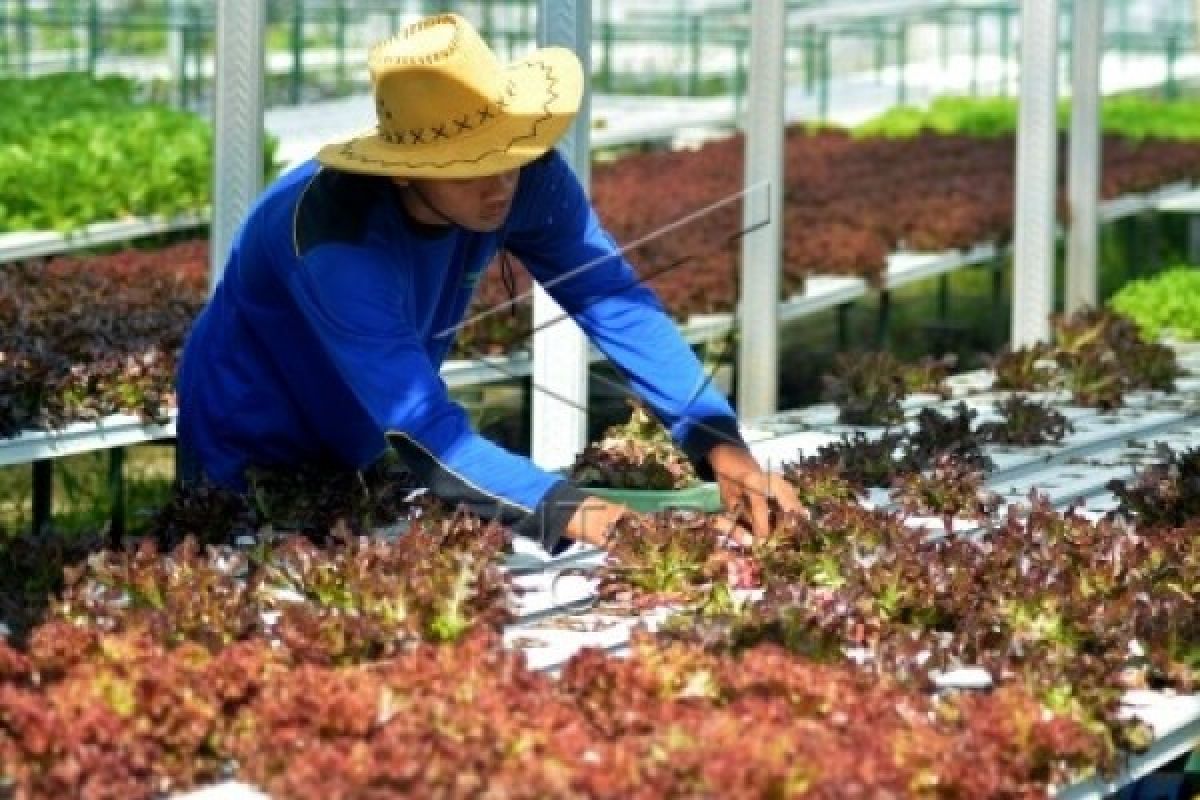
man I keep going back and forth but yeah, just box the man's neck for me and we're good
[393,185,454,238]
[398,186,452,227]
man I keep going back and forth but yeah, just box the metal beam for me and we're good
[166,0,186,107]
[210,0,266,293]
[789,0,946,27]
[1065,0,1104,313]
[531,0,591,469]
[737,0,786,420]
[1011,0,1060,347]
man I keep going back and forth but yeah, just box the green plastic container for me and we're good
[583,482,722,513]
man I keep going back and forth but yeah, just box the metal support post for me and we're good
[108,448,125,546]
[0,4,8,70]
[601,21,613,91]
[1011,0,1060,346]
[970,10,981,95]
[1000,8,1012,95]
[190,5,204,102]
[737,0,785,420]
[836,302,852,350]
[937,13,948,72]
[531,0,591,469]
[86,0,99,74]
[335,0,347,89]
[734,34,747,120]
[1166,34,1180,100]
[991,255,1007,345]
[16,0,29,74]
[179,16,191,109]
[167,0,186,106]
[1065,0,1103,314]
[211,0,266,292]
[818,30,831,122]
[32,460,52,536]
[290,0,303,105]
[875,290,892,348]
[1146,213,1163,272]
[482,0,495,44]
[1060,4,1072,94]
[1117,0,1128,63]
[688,14,702,96]
[1124,216,1143,278]
[877,20,887,80]
[896,21,908,105]
[175,438,200,488]
[803,27,815,92]
[66,0,79,70]
[1188,216,1200,265]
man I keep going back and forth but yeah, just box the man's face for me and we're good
[399,169,520,233]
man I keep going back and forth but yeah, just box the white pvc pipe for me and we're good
[1011,0,1060,347]
[531,0,591,469]
[1065,0,1104,313]
[210,0,266,293]
[736,0,785,419]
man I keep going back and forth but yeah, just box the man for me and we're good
[178,13,798,553]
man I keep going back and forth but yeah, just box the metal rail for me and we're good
[0,213,207,266]
[0,180,1186,461]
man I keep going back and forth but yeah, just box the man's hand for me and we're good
[565,496,637,549]
[566,495,756,551]
[708,443,802,541]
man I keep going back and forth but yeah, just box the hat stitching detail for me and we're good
[334,60,563,170]
[369,14,462,67]
[384,100,500,147]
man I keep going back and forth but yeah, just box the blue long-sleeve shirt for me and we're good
[178,150,744,550]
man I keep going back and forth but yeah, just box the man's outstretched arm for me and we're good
[504,152,800,532]
[271,241,629,552]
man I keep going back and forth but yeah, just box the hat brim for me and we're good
[317,47,583,179]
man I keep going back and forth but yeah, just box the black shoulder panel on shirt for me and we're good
[294,169,385,257]
[384,431,586,554]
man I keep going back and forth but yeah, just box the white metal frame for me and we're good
[1011,0,1061,346]
[530,0,592,470]
[1065,0,1104,313]
[210,0,266,293]
[0,213,206,265]
[737,0,786,420]
[0,415,176,468]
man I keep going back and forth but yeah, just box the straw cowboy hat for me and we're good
[317,13,584,179]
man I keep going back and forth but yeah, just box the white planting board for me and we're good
[0,413,177,467]
[497,356,1200,798]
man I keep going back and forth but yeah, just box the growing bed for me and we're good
[3,96,1200,797]
[497,324,1200,799]
[0,312,1182,799]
